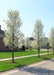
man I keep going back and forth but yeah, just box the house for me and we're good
[0,25,10,52]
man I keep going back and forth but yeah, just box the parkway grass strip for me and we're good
[0,52,52,61]
[0,53,54,72]
[0,50,52,59]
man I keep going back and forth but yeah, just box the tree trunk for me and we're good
[38,31,40,58]
[12,51,14,63]
[12,25,14,63]
[38,47,40,58]
[48,49,49,55]
[47,49,49,55]
[53,48,54,54]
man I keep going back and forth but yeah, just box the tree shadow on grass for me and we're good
[50,59,54,62]
[41,57,51,60]
[40,56,54,62]
[15,63,26,68]
[46,58,54,62]
[18,66,54,75]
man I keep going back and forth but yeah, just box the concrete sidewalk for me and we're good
[0,58,54,75]
[0,52,52,61]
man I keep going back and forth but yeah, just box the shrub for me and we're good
[22,45,25,51]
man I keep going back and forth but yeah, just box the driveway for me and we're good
[0,58,54,75]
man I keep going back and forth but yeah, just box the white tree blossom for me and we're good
[49,28,54,54]
[25,38,30,48]
[4,10,24,63]
[33,20,43,57]
[4,10,24,48]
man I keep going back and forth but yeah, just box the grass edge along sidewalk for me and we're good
[0,50,52,59]
[0,52,52,61]
[0,53,54,72]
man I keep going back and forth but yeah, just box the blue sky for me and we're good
[0,0,54,37]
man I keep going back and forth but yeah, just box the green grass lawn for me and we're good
[0,53,54,72]
[0,50,52,59]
